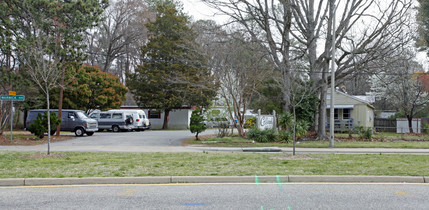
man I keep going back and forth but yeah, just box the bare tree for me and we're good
[291,0,414,139]
[23,32,62,155]
[85,0,153,81]
[203,0,413,140]
[203,0,293,112]
[370,55,429,133]
[199,24,271,137]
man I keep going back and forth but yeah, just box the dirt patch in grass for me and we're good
[269,154,319,160]
[20,152,68,159]
[0,135,73,146]
[182,134,218,146]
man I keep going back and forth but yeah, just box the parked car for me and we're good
[89,110,134,132]
[26,109,98,137]
[109,109,151,131]
[204,117,232,128]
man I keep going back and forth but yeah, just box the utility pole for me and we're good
[329,0,336,148]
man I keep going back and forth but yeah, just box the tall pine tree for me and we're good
[126,0,217,129]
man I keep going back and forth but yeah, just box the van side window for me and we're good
[100,113,111,119]
[90,113,99,119]
[68,112,75,118]
[112,113,122,119]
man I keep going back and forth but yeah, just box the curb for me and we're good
[242,148,282,152]
[0,175,427,186]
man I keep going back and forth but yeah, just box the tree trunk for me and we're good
[317,85,328,140]
[317,61,330,140]
[407,114,414,133]
[162,109,170,130]
[46,87,51,155]
[56,64,66,136]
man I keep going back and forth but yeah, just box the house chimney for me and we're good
[340,85,347,93]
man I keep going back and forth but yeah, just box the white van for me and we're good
[109,109,151,131]
[89,111,134,132]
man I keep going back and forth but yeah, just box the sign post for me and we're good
[0,94,25,143]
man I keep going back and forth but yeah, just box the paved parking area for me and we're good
[51,130,216,147]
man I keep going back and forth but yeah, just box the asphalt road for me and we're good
[1,183,428,209]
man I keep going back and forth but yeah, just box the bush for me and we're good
[28,111,61,139]
[295,120,310,138]
[277,130,292,143]
[278,112,293,130]
[354,126,372,140]
[247,127,276,143]
[217,122,229,138]
[190,108,206,140]
[244,116,256,129]
[424,124,429,134]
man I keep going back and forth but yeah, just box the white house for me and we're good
[327,89,375,130]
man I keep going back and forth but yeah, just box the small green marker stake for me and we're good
[255,175,260,186]
[276,175,283,192]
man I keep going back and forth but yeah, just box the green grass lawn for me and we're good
[186,132,429,148]
[1,151,429,178]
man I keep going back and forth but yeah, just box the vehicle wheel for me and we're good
[75,128,84,137]
[112,125,120,132]
[86,132,94,136]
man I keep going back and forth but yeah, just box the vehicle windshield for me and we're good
[76,111,90,119]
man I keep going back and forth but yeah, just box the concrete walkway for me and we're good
[1,175,428,186]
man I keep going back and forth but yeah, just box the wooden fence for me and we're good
[374,118,396,132]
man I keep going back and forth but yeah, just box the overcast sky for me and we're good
[182,0,229,23]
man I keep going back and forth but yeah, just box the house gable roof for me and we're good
[329,90,375,109]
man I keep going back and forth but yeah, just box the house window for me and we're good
[343,109,350,120]
[326,109,339,120]
[149,110,161,119]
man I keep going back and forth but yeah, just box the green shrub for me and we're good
[354,126,372,140]
[190,108,206,140]
[244,116,256,129]
[295,120,310,138]
[277,130,292,143]
[29,114,45,139]
[278,112,293,130]
[247,127,276,143]
[424,124,429,134]
[28,111,61,139]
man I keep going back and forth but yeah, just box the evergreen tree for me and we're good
[418,0,429,53]
[126,0,217,129]
[190,107,206,140]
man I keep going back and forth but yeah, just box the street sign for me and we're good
[0,95,25,101]
[9,91,16,95]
